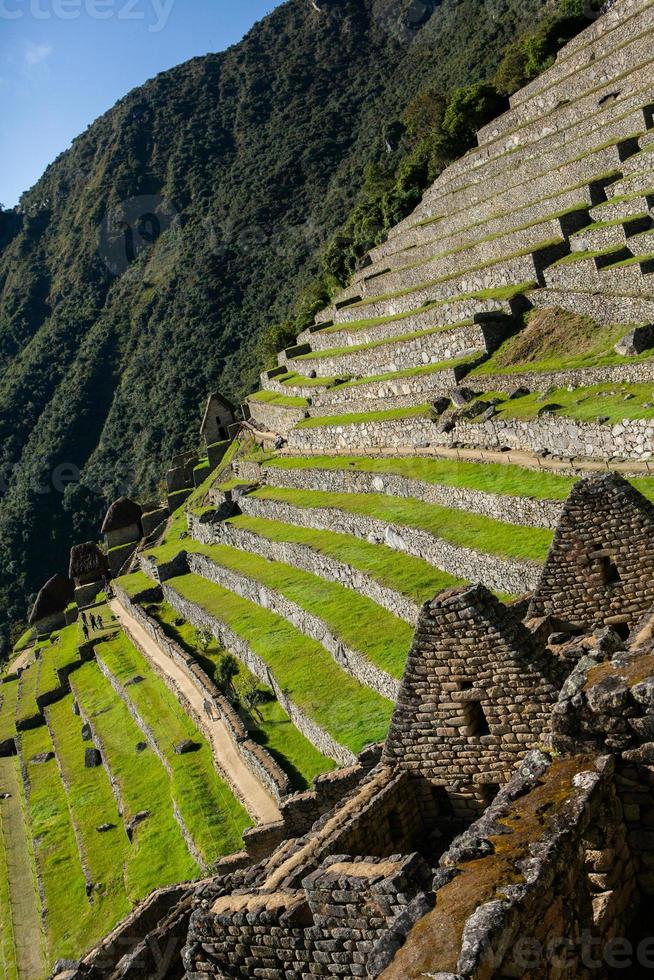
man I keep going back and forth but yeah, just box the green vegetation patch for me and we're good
[36,624,79,701]
[142,598,334,790]
[265,453,577,500]
[97,632,250,864]
[248,390,309,408]
[297,404,431,429]
[116,570,160,598]
[71,662,199,900]
[251,486,553,563]
[168,574,393,754]
[490,382,654,424]
[193,542,413,679]
[15,661,41,726]
[47,696,131,943]
[471,308,654,376]
[20,725,89,964]
[0,786,17,980]
[228,514,466,605]
[0,679,20,743]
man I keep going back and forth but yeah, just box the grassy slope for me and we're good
[0,803,15,979]
[37,624,79,701]
[15,661,41,726]
[146,598,334,790]
[491,382,654,423]
[97,632,250,864]
[46,696,131,943]
[181,541,413,679]
[471,309,654,376]
[264,453,577,499]
[250,487,553,563]
[20,725,90,965]
[70,661,199,900]
[227,513,466,605]
[0,679,19,743]
[168,573,393,754]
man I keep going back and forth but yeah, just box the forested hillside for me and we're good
[0,0,559,643]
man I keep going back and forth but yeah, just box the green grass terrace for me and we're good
[165,573,394,755]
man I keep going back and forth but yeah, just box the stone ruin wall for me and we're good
[382,586,561,807]
[528,475,654,631]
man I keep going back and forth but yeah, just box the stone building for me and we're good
[382,584,561,814]
[28,573,74,636]
[528,474,654,634]
[69,542,108,608]
[101,497,143,577]
[200,392,237,447]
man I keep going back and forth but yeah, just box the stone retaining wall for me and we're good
[286,409,654,462]
[186,552,400,701]
[161,583,356,767]
[113,586,291,803]
[238,494,541,596]
[287,330,483,379]
[384,750,637,980]
[472,357,654,394]
[257,461,562,529]
[190,514,419,624]
[246,399,308,435]
[321,249,553,327]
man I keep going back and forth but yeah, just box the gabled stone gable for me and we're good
[529,473,654,631]
[382,585,560,793]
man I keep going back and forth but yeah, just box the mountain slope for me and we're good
[0,0,549,639]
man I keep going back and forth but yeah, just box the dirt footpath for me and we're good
[110,599,280,825]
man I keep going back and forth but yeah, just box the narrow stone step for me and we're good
[599,253,654,292]
[285,326,485,379]
[420,83,654,215]
[589,189,654,222]
[372,138,630,272]
[321,247,560,328]
[475,29,653,149]
[608,168,654,198]
[350,217,583,303]
[570,212,652,251]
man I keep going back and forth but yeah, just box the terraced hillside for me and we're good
[1,597,327,977]
[134,0,654,798]
[4,1,654,975]
[244,0,654,466]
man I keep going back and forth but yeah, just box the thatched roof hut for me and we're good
[29,574,74,625]
[101,497,143,535]
[69,542,108,581]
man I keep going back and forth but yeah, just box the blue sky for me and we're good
[0,0,280,206]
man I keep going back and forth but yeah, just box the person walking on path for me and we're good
[82,620,89,642]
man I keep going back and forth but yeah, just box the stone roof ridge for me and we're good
[28,573,74,624]
[101,496,143,534]
[69,541,107,579]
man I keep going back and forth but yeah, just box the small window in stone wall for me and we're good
[464,700,491,737]
[593,544,621,587]
[457,681,491,736]
[386,808,403,845]
[480,783,500,806]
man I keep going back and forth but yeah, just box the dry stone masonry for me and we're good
[46,2,654,977]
